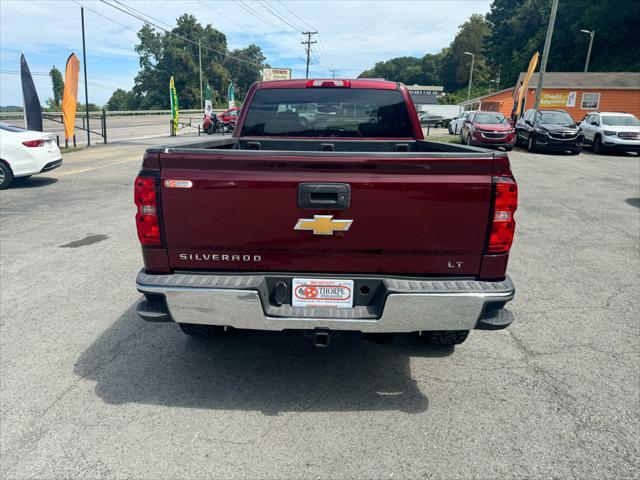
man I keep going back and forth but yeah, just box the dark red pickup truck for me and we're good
[135,79,517,347]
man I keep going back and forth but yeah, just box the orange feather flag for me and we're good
[62,53,80,140]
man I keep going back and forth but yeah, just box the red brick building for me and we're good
[459,72,640,121]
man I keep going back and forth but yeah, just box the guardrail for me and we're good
[0,109,226,120]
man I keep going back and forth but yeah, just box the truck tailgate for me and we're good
[159,151,494,276]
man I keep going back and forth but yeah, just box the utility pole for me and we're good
[81,7,90,146]
[301,31,317,79]
[534,0,559,109]
[198,38,203,109]
[580,29,595,72]
[464,51,475,101]
[330,69,337,78]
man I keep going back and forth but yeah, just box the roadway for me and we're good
[10,114,205,145]
[0,136,638,478]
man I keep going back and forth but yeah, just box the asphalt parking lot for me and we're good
[1,136,638,479]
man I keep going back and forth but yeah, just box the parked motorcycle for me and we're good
[203,114,234,134]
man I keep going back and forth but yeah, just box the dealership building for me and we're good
[406,85,445,107]
[459,72,640,120]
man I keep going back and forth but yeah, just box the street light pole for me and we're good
[80,7,90,146]
[198,38,203,109]
[580,29,595,72]
[464,51,475,101]
[534,0,559,110]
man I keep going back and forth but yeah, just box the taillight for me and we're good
[488,176,518,253]
[134,175,161,246]
[306,79,351,88]
[22,139,45,147]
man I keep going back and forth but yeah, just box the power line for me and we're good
[0,69,120,91]
[230,0,323,75]
[268,1,334,74]
[316,39,334,72]
[112,0,174,30]
[233,0,298,40]
[71,0,139,35]
[259,0,302,32]
[98,0,262,67]
[197,0,252,38]
[259,1,332,73]
[277,0,314,31]
[232,1,328,75]
[99,0,198,45]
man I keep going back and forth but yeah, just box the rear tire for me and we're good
[0,162,14,190]
[178,323,227,338]
[593,135,603,154]
[425,330,469,346]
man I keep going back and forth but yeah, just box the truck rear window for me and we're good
[241,88,414,138]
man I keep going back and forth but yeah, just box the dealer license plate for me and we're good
[292,278,354,309]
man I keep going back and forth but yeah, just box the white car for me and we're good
[448,110,476,135]
[579,112,640,154]
[0,122,62,189]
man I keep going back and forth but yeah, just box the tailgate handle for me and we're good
[298,183,351,210]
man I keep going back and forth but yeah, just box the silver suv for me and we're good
[579,112,640,154]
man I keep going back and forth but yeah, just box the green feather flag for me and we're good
[169,76,179,134]
[204,83,212,117]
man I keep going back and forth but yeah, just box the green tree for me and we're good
[486,0,548,87]
[486,0,640,88]
[224,44,266,101]
[439,14,492,91]
[47,65,64,110]
[76,102,102,111]
[358,0,639,97]
[358,54,445,85]
[131,14,266,110]
[106,88,135,110]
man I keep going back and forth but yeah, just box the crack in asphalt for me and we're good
[505,329,640,476]
[0,319,150,477]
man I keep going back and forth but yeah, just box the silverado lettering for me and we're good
[134,78,518,348]
[178,253,262,262]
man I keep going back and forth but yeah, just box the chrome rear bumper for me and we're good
[136,270,515,333]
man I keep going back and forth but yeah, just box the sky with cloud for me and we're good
[0,0,492,106]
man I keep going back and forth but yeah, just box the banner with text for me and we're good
[262,68,292,81]
[539,91,577,108]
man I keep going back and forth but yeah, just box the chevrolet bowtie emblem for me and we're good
[294,215,353,236]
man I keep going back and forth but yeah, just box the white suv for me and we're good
[449,110,476,135]
[579,112,640,154]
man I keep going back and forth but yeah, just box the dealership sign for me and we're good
[262,68,292,81]
[540,91,577,107]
